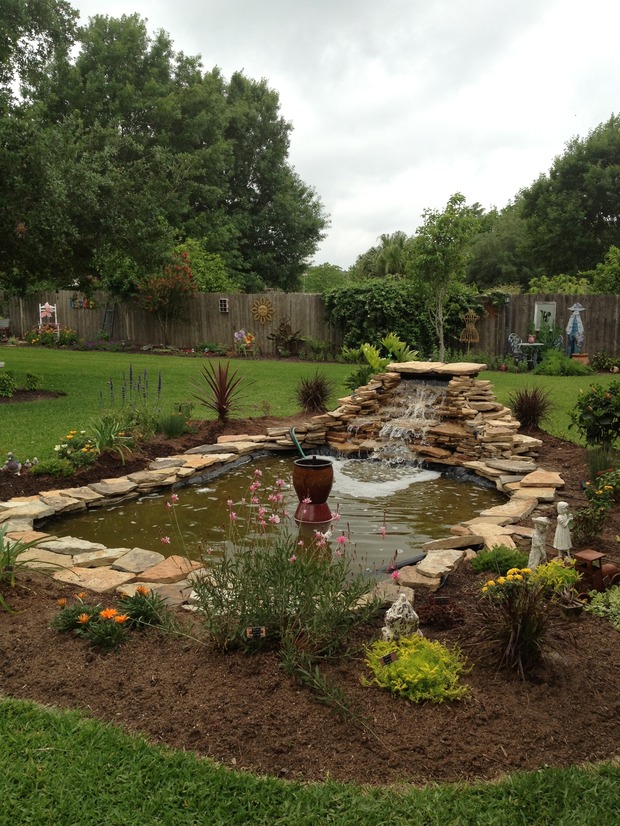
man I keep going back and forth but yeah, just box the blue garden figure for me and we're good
[566,302,585,357]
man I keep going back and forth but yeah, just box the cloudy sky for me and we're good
[71,0,620,268]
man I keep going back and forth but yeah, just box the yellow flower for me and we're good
[481,586,488,593]
[497,577,506,585]
[486,580,496,587]
[521,568,531,575]
[100,607,119,620]
[66,434,74,440]
[513,574,523,581]
[507,568,520,576]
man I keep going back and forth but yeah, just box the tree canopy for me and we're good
[0,9,327,296]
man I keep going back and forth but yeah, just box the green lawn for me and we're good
[1,697,619,825]
[2,348,616,460]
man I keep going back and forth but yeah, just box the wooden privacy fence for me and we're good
[2,291,620,357]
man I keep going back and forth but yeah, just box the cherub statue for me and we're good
[553,501,573,561]
[528,516,550,570]
[381,593,422,641]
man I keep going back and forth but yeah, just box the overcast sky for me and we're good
[71,0,620,268]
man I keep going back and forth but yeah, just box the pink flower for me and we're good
[288,555,297,563]
[171,494,179,503]
[161,536,171,545]
[276,493,284,503]
[297,540,305,547]
[166,502,172,510]
[390,570,401,581]
[249,481,260,492]
[276,479,285,488]
[302,497,312,505]
[336,535,348,545]
[258,507,266,516]
[254,469,263,477]
[227,499,233,508]
[251,496,259,505]
[268,494,277,503]
[380,526,387,539]
[230,512,237,522]
[330,511,341,521]
[335,549,344,558]
[269,514,281,524]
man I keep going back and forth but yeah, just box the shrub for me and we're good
[191,361,250,423]
[0,371,16,397]
[534,350,592,376]
[585,586,620,631]
[569,381,620,449]
[530,559,581,595]
[508,385,553,429]
[267,317,304,357]
[53,429,99,468]
[475,568,554,679]
[572,506,607,545]
[363,636,471,703]
[295,370,336,414]
[470,546,529,576]
[300,338,333,361]
[590,351,620,372]
[88,412,134,462]
[158,409,189,438]
[29,457,74,477]
[24,372,43,391]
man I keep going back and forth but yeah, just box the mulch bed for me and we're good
[1,414,620,786]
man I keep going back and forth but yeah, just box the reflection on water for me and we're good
[53,455,504,569]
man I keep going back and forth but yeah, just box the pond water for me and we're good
[53,455,504,570]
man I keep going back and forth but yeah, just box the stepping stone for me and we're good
[479,498,538,522]
[127,470,178,488]
[181,455,236,471]
[149,457,185,470]
[417,549,466,578]
[422,535,484,552]
[435,363,486,375]
[4,519,36,534]
[53,566,136,593]
[112,548,166,573]
[38,537,106,556]
[6,529,52,543]
[137,554,203,584]
[398,565,442,591]
[17,549,75,570]
[38,494,86,514]
[519,469,565,488]
[485,459,538,473]
[184,444,238,455]
[512,486,556,502]
[55,486,105,503]
[0,500,55,522]
[89,478,138,497]
[72,548,126,568]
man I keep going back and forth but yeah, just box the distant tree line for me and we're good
[0,3,327,297]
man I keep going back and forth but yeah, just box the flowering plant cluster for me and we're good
[233,329,255,355]
[575,465,620,543]
[52,587,171,650]
[25,325,80,347]
[54,429,98,467]
[569,381,620,449]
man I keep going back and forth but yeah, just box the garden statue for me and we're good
[381,593,422,641]
[528,516,550,570]
[553,501,573,560]
[1,452,21,475]
[566,302,585,357]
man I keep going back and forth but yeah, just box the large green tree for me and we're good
[518,115,620,275]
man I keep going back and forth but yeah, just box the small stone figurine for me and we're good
[553,501,573,561]
[381,593,422,641]
[528,516,550,570]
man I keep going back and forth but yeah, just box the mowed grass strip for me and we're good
[1,697,620,826]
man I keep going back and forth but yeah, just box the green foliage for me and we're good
[191,361,248,423]
[508,385,553,429]
[572,506,607,545]
[87,412,135,462]
[191,474,378,655]
[29,457,74,477]
[24,325,79,346]
[118,586,174,631]
[52,428,98,467]
[266,317,304,357]
[136,250,197,345]
[157,409,190,438]
[294,370,336,414]
[300,338,333,361]
[527,273,594,294]
[592,244,620,293]
[0,370,16,397]
[470,546,529,576]
[363,636,471,703]
[477,568,554,679]
[342,334,417,391]
[530,559,581,594]
[24,371,43,390]
[534,350,592,377]
[175,239,238,293]
[302,262,349,293]
[569,381,620,447]
[102,364,163,440]
[343,365,374,391]
[590,350,620,372]
[585,586,620,631]
[380,331,419,362]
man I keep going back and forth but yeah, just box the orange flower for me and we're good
[100,608,119,620]
[135,585,150,596]
[57,598,67,608]
[114,614,129,624]
[77,613,91,624]
[76,592,87,600]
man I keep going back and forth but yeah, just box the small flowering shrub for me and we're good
[569,381,620,449]
[475,567,555,679]
[54,429,99,467]
[52,587,173,650]
[25,325,80,347]
[363,636,471,703]
[189,471,379,654]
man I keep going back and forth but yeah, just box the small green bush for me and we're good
[158,409,189,438]
[363,636,471,703]
[585,586,620,631]
[569,381,620,449]
[530,559,581,594]
[295,370,336,413]
[508,385,553,429]
[471,546,529,576]
[0,371,17,397]
[29,457,75,477]
[534,350,592,376]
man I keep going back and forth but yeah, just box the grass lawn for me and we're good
[1,697,619,825]
[2,348,616,460]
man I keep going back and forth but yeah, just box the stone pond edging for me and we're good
[1,362,566,606]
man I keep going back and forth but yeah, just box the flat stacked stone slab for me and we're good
[37,537,106,555]
[112,548,166,573]
[137,555,203,584]
[53,566,136,593]
[18,548,75,570]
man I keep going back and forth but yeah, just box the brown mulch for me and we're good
[1,416,620,786]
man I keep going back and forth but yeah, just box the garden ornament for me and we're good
[528,516,550,570]
[566,303,585,357]
[553,501,573,560]
[2,452,22,475]
[381,593,422,641]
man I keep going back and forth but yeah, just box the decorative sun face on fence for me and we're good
[251,298,275,324]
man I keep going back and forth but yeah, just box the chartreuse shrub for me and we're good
[530,558,581,595]
[470,545,529,576]
[363,636,471,703]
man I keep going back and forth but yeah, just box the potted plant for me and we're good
[558,586,585,620]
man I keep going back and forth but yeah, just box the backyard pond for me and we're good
[53,455,505,569]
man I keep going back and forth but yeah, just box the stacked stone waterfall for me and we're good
[284,361,542,467]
